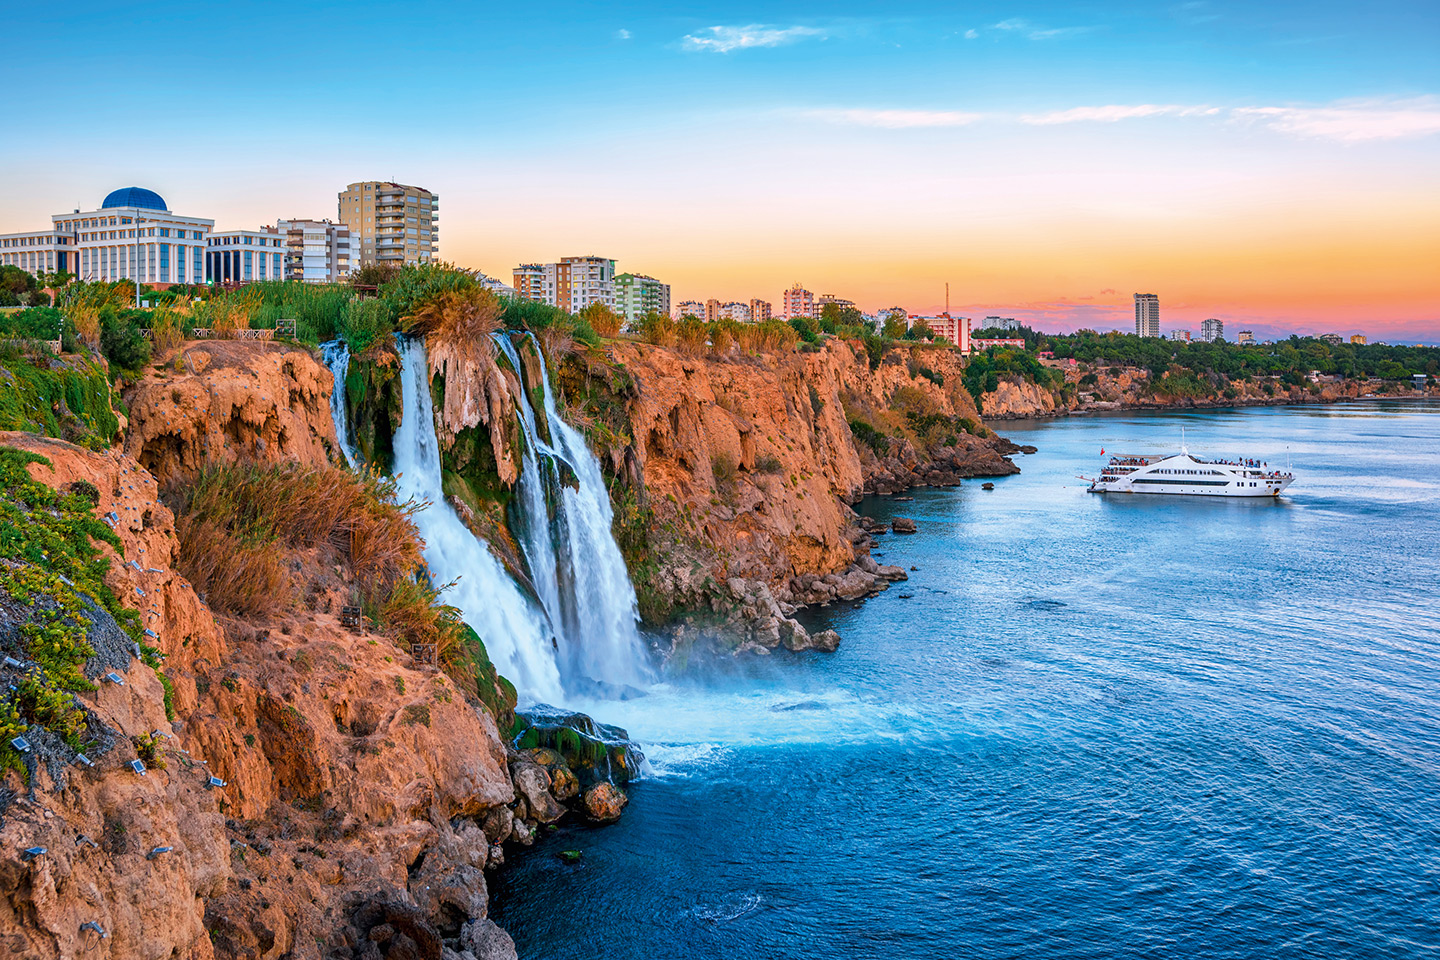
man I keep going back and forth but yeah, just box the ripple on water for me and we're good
[494,404,1440,960]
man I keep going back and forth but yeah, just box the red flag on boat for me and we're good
[1100,447,1105,455]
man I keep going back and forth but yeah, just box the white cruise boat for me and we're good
[1086,449,1294,497]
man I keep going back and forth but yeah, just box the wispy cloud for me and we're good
[615,28,631,41]
[990,18,1092,40]
[801,97,1440,142]
[1233,98,1440,142]
[1021,104,1220,124]
[963,29,979,40]
[803,108,983,128]
[681,24,825,53]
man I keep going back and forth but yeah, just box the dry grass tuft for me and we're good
[402,286,502,345]
[169,460,492,699]
[170,462,423,618]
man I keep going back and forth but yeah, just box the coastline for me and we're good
[983,387,1440,421]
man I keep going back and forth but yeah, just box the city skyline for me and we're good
[1,1,1436,341]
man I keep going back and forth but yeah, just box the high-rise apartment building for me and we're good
[1200,318,1224,342]
[338,181,439,267]
[750,299,772,322]
[1134,293,1160,338]
[276,219,354,283]
[674,300,704,319]
[613,272,671,323]
[511,256,615,312]
[513,264,545,301]
[783,284,815,320]
[705,298,722,323]
[984,316,1020,331]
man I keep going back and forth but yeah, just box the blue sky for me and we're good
[4,1,1438,335]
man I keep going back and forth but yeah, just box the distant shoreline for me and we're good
[989,390,1440,422]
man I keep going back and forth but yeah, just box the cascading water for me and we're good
[320,340,360,470]
[323,332,652,703]
[391,336,566,703]
[493,333,652,693]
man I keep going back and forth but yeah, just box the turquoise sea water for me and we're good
[492,402,1440,959]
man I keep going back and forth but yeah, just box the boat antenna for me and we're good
[1181,425,1188,456]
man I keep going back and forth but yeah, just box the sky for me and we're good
[3,1,1438,340]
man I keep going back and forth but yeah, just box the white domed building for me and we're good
[0,186,215,287]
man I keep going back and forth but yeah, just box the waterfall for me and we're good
[320,340,360,470]
[392,336,566,703]
[493,333,652,693]
[323,332,652,704]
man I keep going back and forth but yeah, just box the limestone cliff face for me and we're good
[981,377,1064,418]
[570,339,1018,621]
[122,342,338,485]
[975,362,1428,419]
[1,432,519,960]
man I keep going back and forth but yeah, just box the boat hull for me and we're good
[1090,477,1293,497]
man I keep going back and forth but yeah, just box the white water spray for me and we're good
[493,333,652,692]
[320,340,360,470]
[392,336,565,703]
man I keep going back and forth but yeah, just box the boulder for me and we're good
[809,629,842,652]
[891,516,918,534]
[481,805,514,845]
[583,782,629,822]
[509,762,566,824]
[548,764,580,802]
[461,919,519,960]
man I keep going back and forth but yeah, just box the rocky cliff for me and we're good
[555,337,1021,646]
[976,362,1431,419]
[122,342,339,484]
[1,340,633,960]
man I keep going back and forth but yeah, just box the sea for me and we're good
[490,401,1440,960]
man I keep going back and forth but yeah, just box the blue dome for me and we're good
[101,187,167,211]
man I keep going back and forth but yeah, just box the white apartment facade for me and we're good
[719,301,751,323]
[1200,318,1224,342]
[207,228,287,285]
[277,219,355,283]
[675,300,704,319]
[1134,293,1161,338]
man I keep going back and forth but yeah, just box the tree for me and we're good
[38,270,74,294]
[882,314,908,340]
[578,301,622,338]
